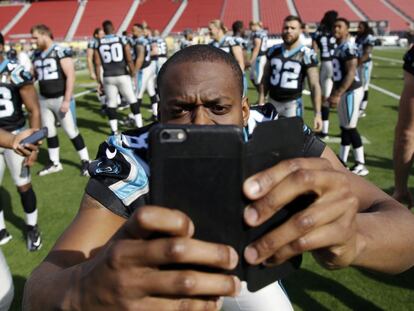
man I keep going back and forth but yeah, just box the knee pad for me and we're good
[19,187,36,214]
[321,106,330,121]
[71,134,86,151]
[47,136,59,149]
[150,95,158,105]
[130,101,141,115]
[340,127,352,146]
[348,128,362,148]
[106,107,117,120]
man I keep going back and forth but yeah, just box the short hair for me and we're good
[30,24,53,38]
[232,20,243,35]
[157,45,244,98]
[336,17,350,28]
[93,27,102,38]
[209,20,227,33]
[284,15,303,26]
[102,20,114,34]
[133,23,144,30]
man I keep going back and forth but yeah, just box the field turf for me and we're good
[2,47,413,310]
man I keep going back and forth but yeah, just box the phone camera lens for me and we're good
[161,131,171,140]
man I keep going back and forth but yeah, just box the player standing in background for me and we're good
[262,16,322,131]
[356,21,375,118]
[209,20,245,72]
[94,20,142,132]
[249,21,268,105]
[0,36,42,251]
[392,46,414,208]
[87,27,107,114]
[31,24,90,176]
[312,10,338,138]
[152,29,168,74]
[180,28,195,50]
[132,24,159,120]
[328,18,368,176]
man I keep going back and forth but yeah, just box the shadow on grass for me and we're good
[10,275,27,311]
[36,146,85,171]
[0,187,26,239]
[357,267,414,291]
[284,268,383,310]
[365,154,394,171]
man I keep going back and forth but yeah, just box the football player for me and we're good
[152,29,168,74]
[262,15,322,131]
[249,21,268,105]
[0,37,42,251]
[356,21,375,118]
[31,24,90,176]
[180,28,195,50]
[93,20,142,132]
[131,24,159,120]
[328,18,368,176]
[312,10,338,137]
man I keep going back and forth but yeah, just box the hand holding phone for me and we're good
[19,127,48,145]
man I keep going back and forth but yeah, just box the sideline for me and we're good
[369,83,401,100]
[372,55,403,64]
[74,89,94,98]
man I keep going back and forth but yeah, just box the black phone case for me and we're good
[149,118,308,292]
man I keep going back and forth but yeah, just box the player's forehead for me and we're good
[161,61,239,101]
[284,20,301,29]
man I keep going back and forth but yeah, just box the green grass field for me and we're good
[2,47,414,310]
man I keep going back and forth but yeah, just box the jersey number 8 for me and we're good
[99,43,123,63]
[332,58,342,82]
[270,59,301,89]
[0,87,15,118]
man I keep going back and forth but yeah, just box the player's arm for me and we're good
[393,70,414,207]
[0,128,38,157]
[86,48,96,80]
[23,193,240,310]
[358,45,373,66]
[124,43,135,76]
[250,38,261,63]
[261,60,271,96]
[242,145,414,274]
[306,66,322,131]
[93,49,103,86]
[311,39,319,54]
[60,57,75,113]
[331,58,357,97]
[134,45,145,71]
[231,45,245,72]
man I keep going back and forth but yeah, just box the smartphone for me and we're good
[149,119,310,291]
[20,127,48,145]
[149,124,246,265]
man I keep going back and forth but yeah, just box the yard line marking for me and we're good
[323,136,371,144]
[369,83,401,100]
[74,89,94,98]
[372,55,404,64]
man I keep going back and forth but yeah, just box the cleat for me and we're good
[0,229,12,246]
[80,160,90,177]
[351,163,369,176]
[37,161,63,176]
[26,225,42,252]
[359,110,366,118]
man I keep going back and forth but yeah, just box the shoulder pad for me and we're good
[10,65,33,86]
[57,46,73,58]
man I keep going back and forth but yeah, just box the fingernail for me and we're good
[229,247,239,268]
[216,297,224,309]
[244,246,258,263]
[187,221,195,236]
[244,206,258,224]
[233,276,241,295]
[245,179,260,196]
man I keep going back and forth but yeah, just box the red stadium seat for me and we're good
[259,0,291,34]
[0,5,23,32]
[128,0,180,33]
[7,1,78,41]
[294,0,361,22]
[387,0,414,22]
[222,0,252,30]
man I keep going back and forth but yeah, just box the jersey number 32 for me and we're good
[270,59,301,89]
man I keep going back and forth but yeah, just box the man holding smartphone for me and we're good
[0,37,43,251]
[24,45,414,310]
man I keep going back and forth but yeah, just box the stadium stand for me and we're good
[352,0,407,31]
[128,0,180,33]
[386,0,414,21]
[0,5,23,32]
[75,0,133,39]
[294,0,362,22]
[6,1,78,40]
[172,0,224,32]
[221,0,252,29]
[259,0,291,34]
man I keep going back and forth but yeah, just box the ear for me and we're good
[241,96,250,127]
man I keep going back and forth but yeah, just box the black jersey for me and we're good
[332,41,362,92]
[134,36,151,69]
[266,44,318,102]
[85,107,325,219]
[355,34,375,63]
[403,45,414,76]
[251,30,268,56]
[87,39,95,50]
[0,60,33,131]
[32,44,71,98]
[94,34,129,77]
[312,29,336,61]
[210,36,239,56]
